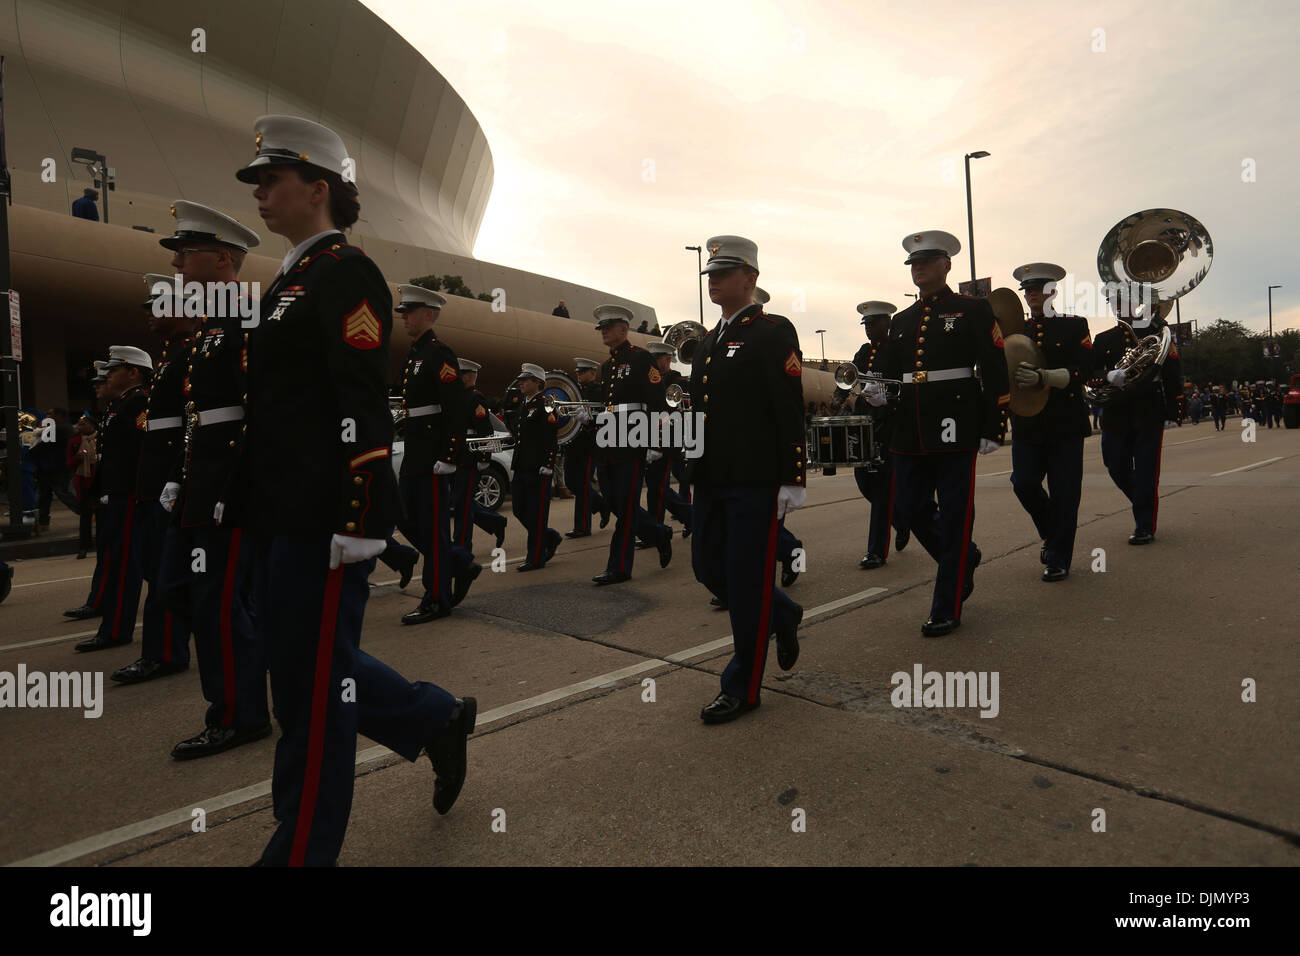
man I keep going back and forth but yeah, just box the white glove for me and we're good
[100,495,108,505]
[328,534,386,569]
[1014,363,1044,388]
[646,449,663,463]
[572,406,591,425]
[861,383,887,407]
[1164,419,1177,429]
[539,466,553,477]
[776,484,806,520]
[159,481,180,512]
[1041,367,1070,390]
[979,439,1000,455]
[476,461,488,471]
[433,460,457,476]
[213,501,225,524]
[1106,368,1128,386]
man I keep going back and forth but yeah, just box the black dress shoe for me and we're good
[64,604,101,620]
[1042,566,1068,582]
[495,527,506,549]
[565,530,591,539]
[775,603,803,670]
[657,527,673,568]
[545,530,561,562]
[859,552,885,570]
[398,554,417,590]
[600,510,611,529]
[592,571,631,586]
[429,697,477,815]
[401,601,450,625]
[74,634,131,652]
[1128,531,1154,545]
[450,563,482,607]
[681,521,692,539]
[111,657,188,684]
[780,563,799,587]
[1039,544,1048,565]
[896,529,910,552]
[172,722,273,761]
[76,550,88,560]
[962,544,982,600]
[700,692,759,724]
[710,595,728,609]
[517,562,542,572]
[921,617,960,637]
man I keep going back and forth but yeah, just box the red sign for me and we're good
[8,290,19,361]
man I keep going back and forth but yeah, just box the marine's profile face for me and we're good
[599,322,627,350]
[251,166,320,237]
[707,266,755,307]
[1024,286,1050,314]
[909,256,949,289]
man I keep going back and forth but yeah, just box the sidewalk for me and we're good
[0,499,84,561]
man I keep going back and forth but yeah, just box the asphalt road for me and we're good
[1,421,1296,866]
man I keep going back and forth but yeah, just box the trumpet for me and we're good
[542,395,606,416]
[664,383,691,409]
[466,434,516,455]
[834,362,902,398]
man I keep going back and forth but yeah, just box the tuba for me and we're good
[662,320,708,364]
[1086,208,1211,406]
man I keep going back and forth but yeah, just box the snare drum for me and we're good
[808,415,876,471]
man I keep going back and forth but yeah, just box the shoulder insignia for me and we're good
[784,350,802,377]
[991,323,1004,347]
[439,362,458,383]
[547,413,557,424]
[1080,334,1093,349]
[648,367,662,384]
[135,410,147,430]
[475,405,487,418]
[343,301,382,350]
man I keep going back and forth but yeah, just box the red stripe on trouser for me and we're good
[883,469,895,559]
[92,551,111,609]
[1151,430,1164,533]
[746,492,781,702]
[219,529,242,727]
[952,456,978,621]
[618,461,639,573]
[107,496,137,639]
[532,477,547,564]
[431,476,442,604]
[289,565,344,867]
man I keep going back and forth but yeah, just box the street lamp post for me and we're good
[1268,285,1281,381]
[814,329,826,363]
[684,246,703,324]
[964,150,990,285]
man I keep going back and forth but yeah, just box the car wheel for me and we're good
[476,466,506,511]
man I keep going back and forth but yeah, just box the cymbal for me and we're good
[988,287,1025,337]
[1005,333,1049,416]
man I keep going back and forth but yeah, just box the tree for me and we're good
[410,274,441,292]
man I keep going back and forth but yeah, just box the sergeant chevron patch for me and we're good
[439,362,457,382]
[343,301,381,350]
[784,350,802,376]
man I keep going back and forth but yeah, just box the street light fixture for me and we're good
[814,329,826,363]
[70,146,113,223]
[684,246,703,324]
[1268,285,1282,380]
[964,150,990,284]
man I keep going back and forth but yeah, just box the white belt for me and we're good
[902,367,973,384]
[197,406,244,426]
[406,404,442,418]
[610,403,645,413]
[146,416,183,431]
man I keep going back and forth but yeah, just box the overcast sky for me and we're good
[364,0,1298,360]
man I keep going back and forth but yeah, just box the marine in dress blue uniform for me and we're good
[563,357,609,537]
[877,231,1010,637]
[510,364,562,570]
[1007,263,1094,581]
[74,347,152,652]
[451,358,508,557]
[688,236,805,724]
[393,284,481,623]
[1090,300,1184,545]
[591,305,672,585]
[63,362,112,621]
[639,342,693,539]
[238,115,475,865]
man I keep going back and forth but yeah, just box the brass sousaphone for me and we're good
[1087,208,1212,406]
[987,287,1049,416]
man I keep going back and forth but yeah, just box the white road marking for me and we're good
[1166,435,1216,447]
[8,586,890,867]
[1210,457,1284,478]
[0,622,143,653]
[981,469,1013,477]
[11,575,93,589]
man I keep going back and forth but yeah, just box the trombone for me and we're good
[834,362,902,399]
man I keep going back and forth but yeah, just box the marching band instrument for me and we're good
[662,320,708,364]
[833,361,902,399]
[664,383,691,409]
[539,370,602,447]
[1087,208,1211,407]
[988,287,1050,417]
[807,415,880,472]
[466,433,516,455]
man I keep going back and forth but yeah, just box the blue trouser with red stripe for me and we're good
[1100,427,1164,535]
[891,451,980,622]
[451,465,507,554]
[83,499,109,610]
[597,458,646,575]
[511,470,559,566]
[645,453,693,530]
[399,473,473,611]
[138,502,191,665]
[1011,439,1084,569]
[163,524,269,729]
[853,452,908,557]
[254,533,457,866]
[94,494,145,643]
[691,483,801,704]
[776,522,802,568]
[564,451,606,533]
